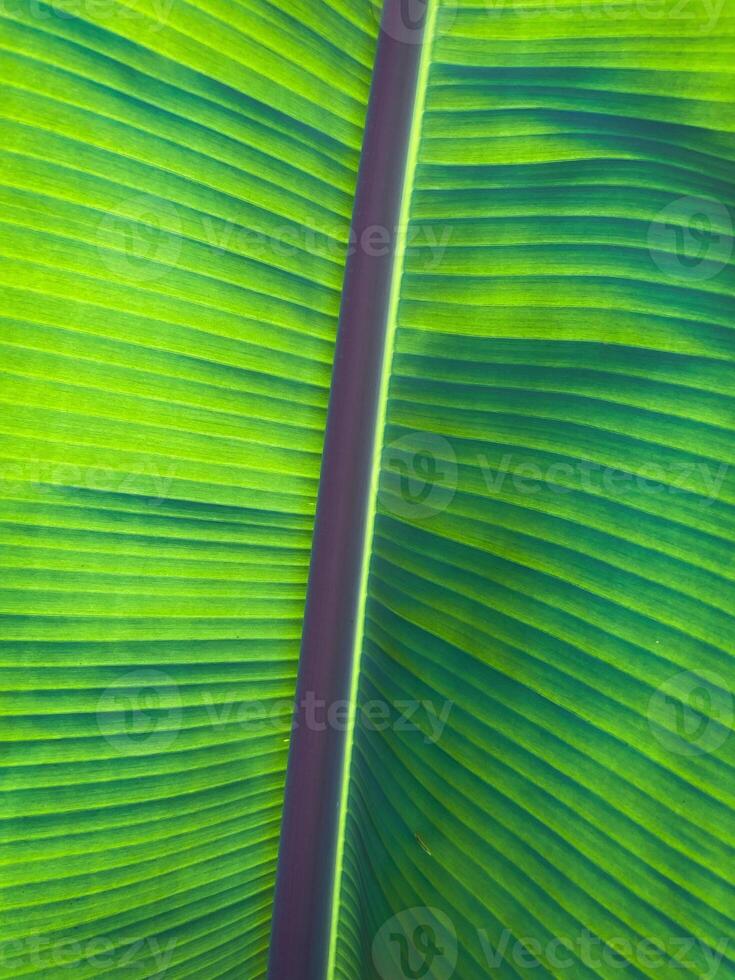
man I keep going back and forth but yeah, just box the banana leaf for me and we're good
[1,0,733,977]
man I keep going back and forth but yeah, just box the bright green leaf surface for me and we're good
[0,2,378,977]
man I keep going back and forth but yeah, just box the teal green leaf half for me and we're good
[332,1,735,978]
[0,2,378,976]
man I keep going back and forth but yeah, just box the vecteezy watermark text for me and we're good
[479,928,731,978]
[478,453,729,503]
[373,912,732,980]
[96,671,455,755]
[379,431,729,523]
[95,194,453,283]
[370,0,725,45]
[1,933,177,976]
[0,458,177,506]
[203,692,454,745]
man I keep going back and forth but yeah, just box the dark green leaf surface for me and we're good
[333,2,735,977]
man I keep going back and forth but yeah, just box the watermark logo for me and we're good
[97,194,182,283]
[648,670,733,757]
[648,196,733,282]
[381,432,457,521]
[369,0,458,44]
[97,669,182,755]
[373,907,457,980]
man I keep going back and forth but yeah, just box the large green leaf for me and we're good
[0,2,378,976]
[331,1,735,978]
[2,0,734,977]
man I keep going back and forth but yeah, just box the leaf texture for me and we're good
[0,1,378,976]
[332,1,735,978]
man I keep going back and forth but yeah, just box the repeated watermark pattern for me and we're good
[374,914,732,980]
[94,191,734,287]
[16,0,727,35]
[89,188,734,307]
[97,669,733,759]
